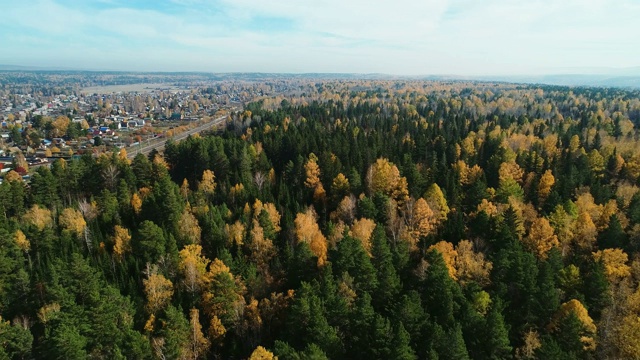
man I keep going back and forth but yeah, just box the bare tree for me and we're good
[101,164,120,191]
[253,171,267,191]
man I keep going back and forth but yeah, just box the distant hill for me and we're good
[0,64,73,71]
[0,66,638,88]
[473,74,640,88]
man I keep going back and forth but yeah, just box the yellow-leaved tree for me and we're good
[428,241,458,280]
[198,169,216,195]
[455,160,484,186]
[178,244,210,294]
[225,220,246,246]
[177,208,202,245]
[592,249,631,282]
[499,161,524,184]
[58,208,86,236]
[424,183,450,224]
[349,218,376,255]
[304,153,326,202]
[523,217,559,260]
[4,170,22,183]
[366,158,409,204]
[263,202,282,233]
[294,207,328,267]
[180,178,190,199]
[252,200,281,234]
[143,272,174,314]
[538,170,555,206]
[548,299,596,351]
[455,240,492,286]
[331,173,350,199]
[208,315,226,346]
[409,198,435,247]
[304,153,322,189]
[51,115,70,137]
[14,230,30,253]
[573,212,597,251]
[22,205,53,231]
[183,308,210,360]
[248,218,275,272]
[548,205,575,256]
[131,193,143,215]
[248,346,276,360]
[118,148,128,162]
[112,225,132,259]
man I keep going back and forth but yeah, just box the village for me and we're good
[0,76,258,180]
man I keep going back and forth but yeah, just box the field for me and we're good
[80,83,188,94]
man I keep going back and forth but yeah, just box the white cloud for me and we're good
[1,0,639,74]
[219,0,451,44]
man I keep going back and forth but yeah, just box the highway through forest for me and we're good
[127,115,227,159]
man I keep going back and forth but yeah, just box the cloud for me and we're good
[0,0,638,74]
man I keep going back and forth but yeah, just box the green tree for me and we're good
[131,153,153,188]
[598,214,628,249]
[390,322,417,360]
[331,236,378,294]
[370,226,401,312]
[422,249,458,328]
[0,316,32,359]
[135,221,166,264]
[287,283,342,358]
[483,301,512,359]
[46,322,88,359]
[158,306,190,359]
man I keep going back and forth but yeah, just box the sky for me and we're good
[0,0,639,75]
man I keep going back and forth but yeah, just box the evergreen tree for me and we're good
[390,322,417,360]
[331,236,378,294]
[597,214,628,249]
[287,283,343,358]
[483,301,512,359]
[370,226,401,312]
[135,220,166,264]
[432,323,471,360]
[422,249,458,329]
[581,259,610,319]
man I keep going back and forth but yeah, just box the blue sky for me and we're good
[1,0,639,75]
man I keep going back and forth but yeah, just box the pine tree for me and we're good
[159,306,191,359]
[331,236,378,294]
[433,323,470,360]
[422,249,457,328]
[395,291,428,356]
[287,283,343,358]
[135,220,166,264]
[597,214,628,249]
[390,322,417,360]
[581,259,610,318]
[483,301,512,359]
[370,226,401,312]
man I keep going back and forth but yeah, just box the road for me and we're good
[128,115,227,159]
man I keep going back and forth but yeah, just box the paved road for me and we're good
[128,115,227,159]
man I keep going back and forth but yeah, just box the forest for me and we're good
[2,80,640,359]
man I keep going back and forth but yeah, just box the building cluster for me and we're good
[0,86,244,171]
